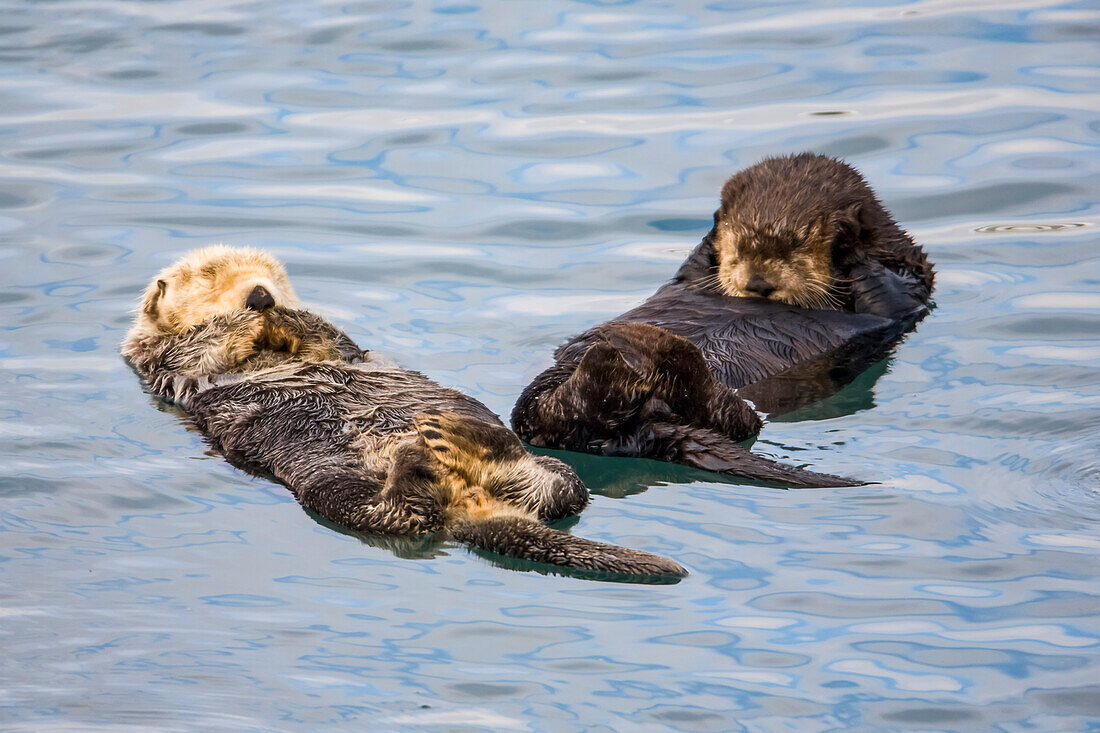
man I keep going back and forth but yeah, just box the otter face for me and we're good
[714,214,838,310]
[137,246,299,334]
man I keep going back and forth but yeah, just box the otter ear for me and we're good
[824,202,865,255]
[837,202,864,236]
[143,279,167,317]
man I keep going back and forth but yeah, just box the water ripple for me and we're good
[0,0,1098,729]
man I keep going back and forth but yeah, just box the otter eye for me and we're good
[156,279,167,296]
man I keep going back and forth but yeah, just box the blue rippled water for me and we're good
[1,0,1098,729]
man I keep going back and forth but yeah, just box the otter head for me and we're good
[134,245,299,335]
[713,203,862,310]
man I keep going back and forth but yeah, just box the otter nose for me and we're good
[245,285,276,312]
[745,274,776,298]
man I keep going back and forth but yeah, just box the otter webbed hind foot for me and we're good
[414,410,589,522]
[514,321,854,486]
[538,322,762,443]
[415,409,527,465]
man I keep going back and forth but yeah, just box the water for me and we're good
[1,0,1098,729]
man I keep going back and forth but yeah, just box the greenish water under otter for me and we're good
[1,1,1098,730]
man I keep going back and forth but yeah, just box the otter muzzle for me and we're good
[245,285,276,311]
[745,274,775,297]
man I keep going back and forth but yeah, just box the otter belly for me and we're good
[555,282,922,393]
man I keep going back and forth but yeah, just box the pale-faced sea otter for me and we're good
[122,246,686,581]
[512,154,934,487]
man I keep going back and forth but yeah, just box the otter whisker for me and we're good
[794,280,843,311]
[799,277,844,309]
[688,272,727,292]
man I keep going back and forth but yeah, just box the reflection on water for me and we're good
[765,355,893,422]
[1,0,1098,729]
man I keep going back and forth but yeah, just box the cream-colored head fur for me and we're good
[713,214,838,310]
[126,246,299,341]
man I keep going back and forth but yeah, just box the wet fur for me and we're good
[122,247,685,580]
[513,320,856,488]
[513,155,934,487]
[710,153,933,314]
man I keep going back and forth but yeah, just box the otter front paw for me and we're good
[256,309,302,354]
[200,310,266,372]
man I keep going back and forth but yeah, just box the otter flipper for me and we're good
[609,421,859,488]
[451,516,686,583]
[415,409,526,466]
[415,410,590,522]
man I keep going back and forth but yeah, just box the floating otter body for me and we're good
[122,246,685,581]
[512,154,933,487]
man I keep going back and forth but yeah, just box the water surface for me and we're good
[1,0,1098,729]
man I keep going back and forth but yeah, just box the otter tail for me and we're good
[616,422,860,488]
[451,516,687,583]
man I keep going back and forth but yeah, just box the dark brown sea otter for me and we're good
[122,246,686,581]
[512,153,934,488]
[706,153,933,314]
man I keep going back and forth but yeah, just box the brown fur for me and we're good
[512,320,857,488]
[708,153,933,311]
[122,247,685,580]
[513,154,936,486]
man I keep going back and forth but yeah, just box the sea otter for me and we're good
[122,246,686,581]
[512,154,934,487]
[706,153,933,315]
